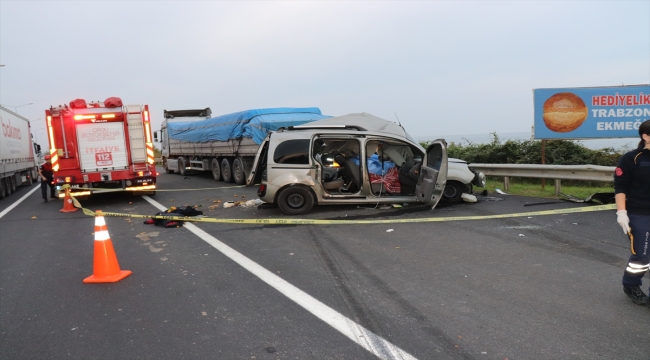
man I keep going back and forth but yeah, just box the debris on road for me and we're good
[461,193,477,202]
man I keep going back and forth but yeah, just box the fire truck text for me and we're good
[85,146,121,154]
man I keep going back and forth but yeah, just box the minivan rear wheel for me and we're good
[277,186,314,215]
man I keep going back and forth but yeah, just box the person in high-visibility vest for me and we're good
[38,155,56,202]
[615,119,650,306]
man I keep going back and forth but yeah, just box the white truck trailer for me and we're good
[0,105,41,199]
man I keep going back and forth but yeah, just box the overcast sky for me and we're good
[1,0,649,146]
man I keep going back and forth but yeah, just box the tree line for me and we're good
[421,133,623,166]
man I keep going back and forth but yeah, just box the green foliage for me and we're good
[421,133,623,166]
[485,177,614,199]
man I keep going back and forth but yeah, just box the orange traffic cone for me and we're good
[60,187,78,213]
[83,211,132,284]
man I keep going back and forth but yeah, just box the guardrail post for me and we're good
[554,179,561,195]
[504,176,510,191]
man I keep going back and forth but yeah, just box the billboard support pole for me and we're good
[541,140,546,189]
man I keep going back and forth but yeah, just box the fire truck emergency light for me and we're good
[101,114,116,119]
[74,114,96,120]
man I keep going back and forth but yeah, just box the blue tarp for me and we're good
[367,154,396,176]
[167,107,330,144]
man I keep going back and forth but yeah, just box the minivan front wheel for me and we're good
[277,186,314,215]
[442,180,466,201]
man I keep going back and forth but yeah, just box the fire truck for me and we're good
[44,97,156,198]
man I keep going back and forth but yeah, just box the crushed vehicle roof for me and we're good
[289,113,418,144]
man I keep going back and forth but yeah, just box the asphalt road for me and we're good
[1,169,648,360]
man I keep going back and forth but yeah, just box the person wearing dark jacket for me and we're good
[38,155,57,202]
[614,119,650,306]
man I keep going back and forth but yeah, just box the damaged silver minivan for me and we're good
[246,113,449,215]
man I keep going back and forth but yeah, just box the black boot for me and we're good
[624,285,649,305]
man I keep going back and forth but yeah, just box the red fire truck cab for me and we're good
[45,97,157,198]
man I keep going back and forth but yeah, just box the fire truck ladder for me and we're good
[125,104,148,171]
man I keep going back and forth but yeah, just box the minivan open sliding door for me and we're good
[415,139,447,208]
[246,134,271,186]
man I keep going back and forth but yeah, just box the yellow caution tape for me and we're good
[69,195,616,225]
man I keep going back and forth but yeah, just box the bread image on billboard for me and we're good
[542,92,588,132]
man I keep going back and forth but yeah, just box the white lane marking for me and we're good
[142,195,417,360]
[0,185,40,220]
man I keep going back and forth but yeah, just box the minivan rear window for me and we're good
[273,139,310,164]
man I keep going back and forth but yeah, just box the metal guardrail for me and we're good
[468,163,616,194]
[154,157,615,194]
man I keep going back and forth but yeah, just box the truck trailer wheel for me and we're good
[211,158,221,181]
[232,158,245,185]
[178,157,187,176]
[221,158,233,183]
[4,176,15,196]
[164,158,174,174]
[0,178,5,199]
[9,176,16,194]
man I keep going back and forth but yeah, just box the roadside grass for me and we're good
[484,177,614,200]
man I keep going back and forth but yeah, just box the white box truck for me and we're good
[0,105,41,199]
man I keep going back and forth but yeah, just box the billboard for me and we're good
[533,84,650,139]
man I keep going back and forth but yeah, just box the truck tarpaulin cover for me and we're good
[167,107,330,144]
[104,97,123,108]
